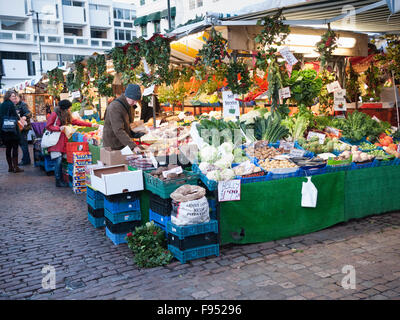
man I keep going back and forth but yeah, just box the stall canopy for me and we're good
[161,7,176,18]
[134,15,148,26]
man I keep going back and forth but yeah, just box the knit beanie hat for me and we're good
[59,99,72,110]
[124,84,141,101]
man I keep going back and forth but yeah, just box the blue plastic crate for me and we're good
[302,166,327,177]
[167,219,219,240]
[293,141,315,158]
[87,186,104,201]
[104,208,141,224]
[351,159,379,170]
[192,164,218,191]
[168,244,219,264]
[375,157,399,167]
[44,156,56,172]
[87,212,105,228]
[149,209,171,227]
[154,221,168,237]
[86,194,104,209]
[104,198,140,214]
[235,172,270,184]
[208,199,216,212]
[105,227,127,245]
[325,164,352,173]
[267,168,302,181]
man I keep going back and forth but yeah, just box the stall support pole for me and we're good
[214,189,221,246]
[152,94,156,129]
[392,71,400,128]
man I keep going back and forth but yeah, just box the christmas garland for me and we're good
[196,28,230,69]
[345,62,360,103]
[315,26,338,69]
[225,60,253,95]
[110,47,126,74]
[318,69,336,114]
[363,62,383,102]
[47,68,65,98]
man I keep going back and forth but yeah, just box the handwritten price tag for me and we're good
[218,179,241,202]
[279,87,291,100]
[334,89,347,111]
[307,131,326,144]
[162,166,183,178]
[289,148,305,157]
[279,140,295,151]
[279,47,298,66]
[327,81,341,93]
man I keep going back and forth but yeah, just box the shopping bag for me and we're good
[301,176,318,208]
[41,116,61,148]
[1,116,18,134]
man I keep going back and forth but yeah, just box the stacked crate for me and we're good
[86,185,105,228]
[148,192,172,235]
[103,192,141,245]
[70,152,92,194]
[166,219,220,264]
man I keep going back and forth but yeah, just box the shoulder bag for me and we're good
[41,115,61,149]
[1,105,18,135]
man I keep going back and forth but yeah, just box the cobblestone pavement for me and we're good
[0,145,399,301]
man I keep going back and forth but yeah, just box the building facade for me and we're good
[0,0,136,88]
[133,0,308,38]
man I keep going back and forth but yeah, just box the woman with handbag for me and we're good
[0,90,24,173]
[46,99,98,187]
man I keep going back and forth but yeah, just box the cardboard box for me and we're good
[90,164,144,195]
[100,147,130,166]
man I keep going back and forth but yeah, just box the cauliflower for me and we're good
[214,153,234,169]
[206,170,220,181]
[218,142,234,156]
[200,144,218,163]
[240,110,261,125]
[199,162,211,173]
[219,168,235,181]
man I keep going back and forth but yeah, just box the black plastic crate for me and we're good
[104,217,141,234]
[104,191,140,203]
[167,232,218,251]
[149,192,172,216]
[88,204,104,218]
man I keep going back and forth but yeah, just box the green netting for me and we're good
[220,172,346,245]
[88,144,100,164]
[344,165,400,220]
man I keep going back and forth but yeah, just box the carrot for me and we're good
[388,143,398,151]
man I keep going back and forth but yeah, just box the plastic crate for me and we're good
[87,212,105,228]
[235,171,270,184]
[87,185,104,201]
[325,164,352,173]
[168,244,219,264]
[167,219,218,240]
[208,199,216,212]
[192,164,217,192]
[301,166,327,177]
[168,232,218,251]
[351,159,379,170]
[267,168,302,180]
[143,170,199,199]
[154,221,168,236]
[87,204,104,218]
[105,217,141,234]
[104,198,140,214]
[44,156,56,172]
[149,192,172,216]
[66,142,89,163]
[149,209,171,227]
[104,208,141,224]
[374,157,399,167]
[105,227,127,245]
[103,191,140,203]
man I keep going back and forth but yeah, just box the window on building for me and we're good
[124,9,130,20]
[140,0,145,6]
[189,0,195,10]
[91,29,107,39]
[154,21,160,34]
[64,27,82,37]
[62,0,84,6]
[125,30,131,41]
[114,21,121,27]
[131,10,136,20]
[61,54,74,62]
[1,20,25,31]
[124,22,133,28]
[197,0,203,7]
[114,8,123,19]
[118,29,124,40]
[140,25,147,37]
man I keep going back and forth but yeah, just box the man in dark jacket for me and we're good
[13,93,32,165]
[103,84,143,151]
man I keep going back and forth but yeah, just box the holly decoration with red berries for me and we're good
[196,27,230,69]
[225,60,253,95]
[315,25,338,69]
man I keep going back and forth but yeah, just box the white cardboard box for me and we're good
[90,164,144,195]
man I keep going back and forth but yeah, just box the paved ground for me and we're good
[0,145,399,301]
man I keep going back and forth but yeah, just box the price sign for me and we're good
[71,91,81,99]
[149,153,158,168]
[289,148,305,157]
[142,58,150,75]
[334,89,347,111]
[218,179,241,202]
[327,81,342,93]
[397,144,400,153]
[279,87,291,100]
[143,85,155,97]
[222,90,240,118]
[325,126,340,138]
[279,47,298,66]
[84,109,94,116]
[279,140,295,151]
[162,166,183,178]
[307,131,326,144]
